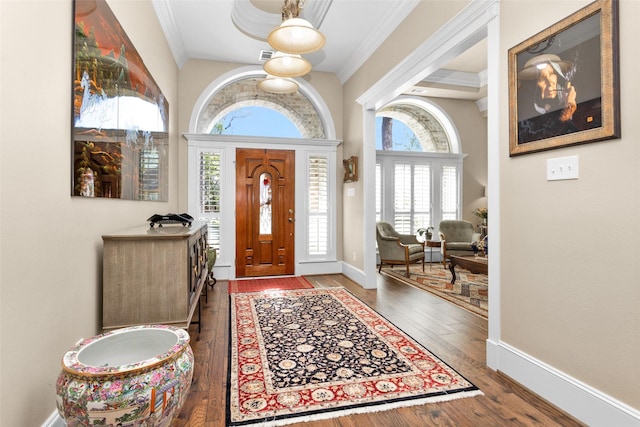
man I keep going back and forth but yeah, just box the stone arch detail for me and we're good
[191,66,333,139]
[377,96,461,154]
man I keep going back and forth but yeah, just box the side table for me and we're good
[426,240,441,270]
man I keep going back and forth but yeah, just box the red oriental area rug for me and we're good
[227,287,482,426]
[228,276,314,294]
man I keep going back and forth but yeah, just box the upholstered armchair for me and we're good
[376,222,425,277]
[438,220,482,264]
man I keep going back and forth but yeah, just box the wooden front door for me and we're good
[236,148,295,277]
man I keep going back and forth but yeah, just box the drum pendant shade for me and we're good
[258,76,299,94]
[268,17,325,55]
[263,51,312,77]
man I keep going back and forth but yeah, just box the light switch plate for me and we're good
[547,155,579,181]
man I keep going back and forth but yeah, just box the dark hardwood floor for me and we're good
[176,272,584,426]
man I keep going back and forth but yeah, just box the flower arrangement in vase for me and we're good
[473,207,488,225]
[471,235,488,257]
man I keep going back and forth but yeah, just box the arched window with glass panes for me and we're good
[375,99,465,236]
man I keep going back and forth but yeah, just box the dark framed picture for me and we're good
[508,0,619,156]
[343,156,358,182]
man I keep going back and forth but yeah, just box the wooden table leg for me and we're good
[449,260,457,284]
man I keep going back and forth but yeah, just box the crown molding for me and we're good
[336,0,419,84]
[357,0,499,110]
[152,0,187,68]
[421,68,486,88]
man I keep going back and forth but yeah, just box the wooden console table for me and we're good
[449,255,488,284]
[102,223,209,331]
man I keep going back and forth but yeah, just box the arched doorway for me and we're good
[356,0,500,367]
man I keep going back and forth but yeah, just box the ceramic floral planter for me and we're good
[56,325,193,427]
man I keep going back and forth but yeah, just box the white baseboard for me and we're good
[210,260,343,281]
[340,261,368,288]
[487,340,640,427]
[298,260,343,276]
[42,410,65,427]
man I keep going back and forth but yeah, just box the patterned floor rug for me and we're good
[227,287,482,426]
[228,276,315,294]
[381,263,488,318]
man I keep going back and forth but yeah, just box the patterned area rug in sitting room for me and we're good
[381,263,488,319]
[227,287,482,427]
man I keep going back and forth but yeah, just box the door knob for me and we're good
[288,217,294,223]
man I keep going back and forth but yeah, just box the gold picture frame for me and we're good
[508,0,620,156]
[343,156,358,182]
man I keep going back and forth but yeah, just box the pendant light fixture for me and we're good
[258,75,299,94]
[268,0,325,55]
[263,51,312,77]
[261,0,325,93]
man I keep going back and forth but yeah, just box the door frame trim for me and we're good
[185,134,341,281]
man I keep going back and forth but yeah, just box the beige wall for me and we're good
[428,97,488,226]
[499,0,639,409]
[0,0,179,425]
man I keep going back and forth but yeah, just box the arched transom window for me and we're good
[196,77,325,139]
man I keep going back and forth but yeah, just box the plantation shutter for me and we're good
[413,164,431,230]
[308,155,329,255]
[441,165,458,220]
[139,147,160,200]
[377,152,463,237]
[393,163,411,234]
[199,151,222,251]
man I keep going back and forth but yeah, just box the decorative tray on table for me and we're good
[147,213,193,228]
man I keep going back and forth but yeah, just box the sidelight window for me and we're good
[307,155,329,256]
[198,150,222,251]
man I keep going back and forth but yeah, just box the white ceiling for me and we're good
[152,0,487,102]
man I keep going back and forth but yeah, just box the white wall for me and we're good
[0,1,179,425]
